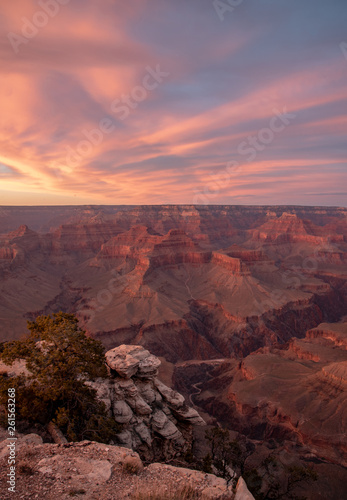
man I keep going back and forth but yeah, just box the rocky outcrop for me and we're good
[235,477,256,500]
[106,344,161,378]
[1,343,205,463]
[320,362,347,389]
[0,434,255,499]
[88,345,205,461]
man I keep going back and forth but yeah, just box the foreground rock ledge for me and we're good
[0,435,255,500]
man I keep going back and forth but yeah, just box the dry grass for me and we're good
[130,483,201,500]
[130,481,235,500]
[18,460,34,475]
[68,489,86,497]
[22,447,39,459]
[122,455,144,475]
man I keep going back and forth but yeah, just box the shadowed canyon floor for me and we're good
[0,205,346,499]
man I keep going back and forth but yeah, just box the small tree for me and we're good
[203,427,318,499]
[245,454,318,500]
[204,426,253,477]
[201,453,213,474]
[0,312,119,442]
[284,465,318,500]
[204,427,237,482]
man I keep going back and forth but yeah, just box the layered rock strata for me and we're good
[177,322,347,468]
[88,345,205,461]
[1,206,346,348]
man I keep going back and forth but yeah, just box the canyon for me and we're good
[0,205,346,499]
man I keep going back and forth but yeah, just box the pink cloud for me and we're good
[0,0,346,206]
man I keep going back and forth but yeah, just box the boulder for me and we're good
[126,395,152,415]
[150,409,167,430]
[137,353,161,378]
[116,378,138,397]
[116,430,133,449]
[153,378,185,408]
[113,400,133,423]
[136,380,156,404]
[172,405,206,425]
[235,477,256,500]
[37,455,113,484]
[105,346,140,378]
[135,422,152,446]
[105,345,161,379]
[151,410,183,443]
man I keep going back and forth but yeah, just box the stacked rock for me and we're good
[87,345,205,460]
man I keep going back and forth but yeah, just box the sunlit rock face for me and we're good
[1,206,346,362]
[105,344,161,379]
[176,321,347,467]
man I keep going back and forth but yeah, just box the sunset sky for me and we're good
[1,0,346,206]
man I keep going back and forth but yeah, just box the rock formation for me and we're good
[88,345,205,461]
[0,343,205,465]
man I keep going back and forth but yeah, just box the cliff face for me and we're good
[0,207,346,365]
[172,321,347,500]
[179,321,347,468]
[1,205,346,234]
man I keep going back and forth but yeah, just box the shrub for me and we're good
[18,461,34,475]
[122,455,144,475]
[0,312,119,442]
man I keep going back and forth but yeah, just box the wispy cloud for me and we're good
[0,0,346,206]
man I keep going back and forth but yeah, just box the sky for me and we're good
[0,0,346,206]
